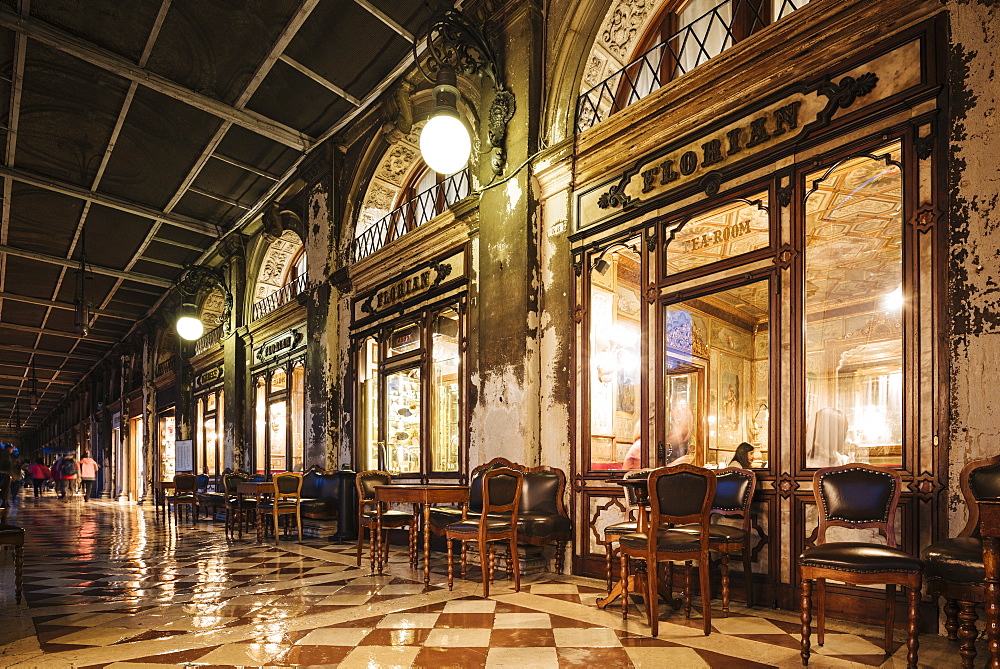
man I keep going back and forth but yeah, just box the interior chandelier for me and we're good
[415,8,515,176]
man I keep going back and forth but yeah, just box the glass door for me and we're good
[383,366,421,475]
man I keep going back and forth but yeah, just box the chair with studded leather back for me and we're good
[355,471,417,573]
[799,464,922,668]
[222,471,252,539]
[619,464,717,637]
[602,469,652,594]
[256,472,304,542]
[672,466,757,614]
[444,466,523,598]
[920,454,1000,669]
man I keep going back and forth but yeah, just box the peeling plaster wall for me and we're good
[947,0,1000,533]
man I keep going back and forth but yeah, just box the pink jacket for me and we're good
[78,457,99,479]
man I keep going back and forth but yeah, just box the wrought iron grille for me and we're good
[251,274,307,322]
[194,324,224,355]
[577,0,807,133]
[352,168,470,260]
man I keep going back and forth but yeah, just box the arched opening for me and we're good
[252,229,306,321]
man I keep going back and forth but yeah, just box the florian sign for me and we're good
[576,41,922,229]
[194,366,224,389]
[255,327,304,364]
[354,250,466,321]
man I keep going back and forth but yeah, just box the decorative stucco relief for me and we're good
[254,229,302,300]
[581,0,666,95]
[356,121,426,239]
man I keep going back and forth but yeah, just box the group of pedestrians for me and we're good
[15,451,101,501]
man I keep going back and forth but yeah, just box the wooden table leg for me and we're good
[423,503,432,585]
[984,535,1000,668]
[376,501,384,574]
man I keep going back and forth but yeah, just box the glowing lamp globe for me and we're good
[420,111,471,175]
[176,315,204,341]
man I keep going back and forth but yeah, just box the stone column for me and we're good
[469,0,545,467]
[221,235,248,472]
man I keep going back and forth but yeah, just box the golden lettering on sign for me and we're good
[682,219,752,253]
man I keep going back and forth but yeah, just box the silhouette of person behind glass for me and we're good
[808,407,848,467]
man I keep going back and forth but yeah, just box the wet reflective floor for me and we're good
[0,495,962,667]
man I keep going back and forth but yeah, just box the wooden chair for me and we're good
[222,472,252,539]
[445,466,522,598]
[356,470,417,572]
[257,472,303,542]
[921,454,1000,668]
[799,463,922,668]
[168,474,198,526]
[0,522,24,604]
[619,464,716,637]
[602,469,651,593]
[672,466,757,614]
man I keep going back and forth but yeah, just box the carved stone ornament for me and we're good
[489,90,516,174]
[600,0,655,61]
[431,261,453,287]
[645,230,657,252]
[777,184,793,208]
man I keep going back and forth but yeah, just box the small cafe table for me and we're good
[236,481,274,542]
[978,498,1000,668]
[374,483,470,584]
[596,476,681,612]
[153,480,174,522]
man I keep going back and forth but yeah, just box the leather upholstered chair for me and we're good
[222,472,252,539]
[445,467,523,598]
[619,464,717,637]
[799,464,922,668]
[355,471,417,572]
[673,467,757,614]
[602,469,651,593]
[169,473,198,526]
[0,522,24,604]
[921,454,1000,668]
[256,472,303,542]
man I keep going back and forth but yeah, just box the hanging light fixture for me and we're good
[415,8,515,176]
[29,360,39,410]
[74,228,91,337]
[175,300,204,341]
[175,265,232,342]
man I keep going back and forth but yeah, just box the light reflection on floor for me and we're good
[0,495,968,667]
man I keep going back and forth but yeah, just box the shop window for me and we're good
[664,194,769,277]
[358,336,380,472]
[159,411,176,480]
[431,307,461,472]
[588,238,643,471]
[253,357,307,475]
[355,301,465,477]
[803,144,903,468]
[664,280,771,469]
[196,389,223,475]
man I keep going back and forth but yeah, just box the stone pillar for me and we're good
[946,0,1000,534]
[469,0,544,467]
[221,236,248,472]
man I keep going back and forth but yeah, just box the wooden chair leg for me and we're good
[817,578,826,646]
[721,554,730,618]
[296,508,302,542]
[943,597,960,641]
[482,542,491,599]
[958,600,978,669]
[685,561,692,618]
[906,583,920,669]
[801,578,812,666]
[666,561,673,602]
[369,524,377,573]
[461,541,467,579]
[272,511,279,542]
[742,546,754,608]
[509,536,520,593]
[647,557,659,637]
[556,540,566,574]
[14,542,23,605]
[621,553,629,621]
[356,522,364,567]
[885,583,896,656]
[447,538,454,591]
[700,553,712,636]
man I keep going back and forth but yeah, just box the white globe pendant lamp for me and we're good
[419,66,471,175]
[176,301,204,341]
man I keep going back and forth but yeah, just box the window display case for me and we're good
[355,301,465,477]
[252,355,306,475]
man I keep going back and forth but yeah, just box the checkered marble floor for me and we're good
[0,494,968,667]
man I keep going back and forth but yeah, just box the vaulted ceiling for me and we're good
[0,0,444,439]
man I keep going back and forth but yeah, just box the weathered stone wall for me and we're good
[946,0,1000,533]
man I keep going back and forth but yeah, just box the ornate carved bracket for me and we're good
[814,72,879,125]
[177,265,233,334]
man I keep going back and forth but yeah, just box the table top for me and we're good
[604,476,648,486]
[374,483,470,504]
[236,481,274,494]
[154,480,175,489]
